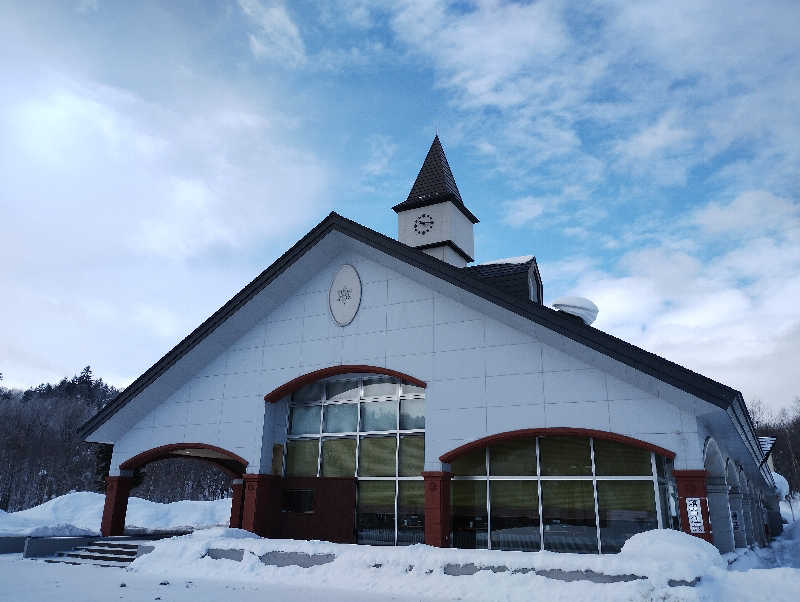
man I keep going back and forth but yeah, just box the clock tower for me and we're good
[393,136,478,267]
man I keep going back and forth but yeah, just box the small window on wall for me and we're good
[282,489,314,513]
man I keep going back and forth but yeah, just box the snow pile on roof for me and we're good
[552,296,599,325]
[773,472,790,499]
[478,255,533,265]
[0,491,232,536]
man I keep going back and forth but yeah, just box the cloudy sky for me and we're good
[1,1,798,411]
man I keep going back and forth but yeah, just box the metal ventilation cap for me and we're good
[552,296,599,325]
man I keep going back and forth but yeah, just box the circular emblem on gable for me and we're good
[329,264,362,326]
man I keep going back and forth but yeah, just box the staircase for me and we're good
[42,539,152,568]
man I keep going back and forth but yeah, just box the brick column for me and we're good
[229,479,245,529]
[422,471,452,548]
[101,475,132,536]
[241,474,281,537]
[674,470,713,544]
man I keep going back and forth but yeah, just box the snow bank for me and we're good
[0,492,232,536]
[131,527,729,600]
[773,472,790,499]
[780,493,799,523]
[620,529,725,578]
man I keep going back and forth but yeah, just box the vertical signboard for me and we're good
[686,497,705,533]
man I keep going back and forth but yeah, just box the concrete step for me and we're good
[76,545,138,556]
[88,541,140,550]
[44,557,129,569]
[57,551,136,563]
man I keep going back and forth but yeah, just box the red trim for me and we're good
[422,472,452,548]
[101,476,132,536]
[674,469,713,543]
[263,365,427,404]
[119,443,248,474]
[439,428,676,463]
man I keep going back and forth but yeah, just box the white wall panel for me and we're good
[546,400,611,431]
[108,247,707,479]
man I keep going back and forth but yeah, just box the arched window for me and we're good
[449,435,676,553]
[283,374,426,546]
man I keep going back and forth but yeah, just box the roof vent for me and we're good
[552,296,598,325]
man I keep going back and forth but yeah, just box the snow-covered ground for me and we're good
[0,492,230,536]
[1,491,800,601]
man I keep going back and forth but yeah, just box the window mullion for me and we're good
[486,447,491,550]
[651,452,663,529]
[590,437,601,554]
[536,437,544,551]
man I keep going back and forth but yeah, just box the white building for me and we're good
[81,137,781,554]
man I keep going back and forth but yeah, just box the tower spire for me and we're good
[393,136,478,267]
[393,135,477,223]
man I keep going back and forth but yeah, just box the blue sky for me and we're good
[1,1,798,412]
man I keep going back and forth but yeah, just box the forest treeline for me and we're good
[0,368,230,513]
[0,369,797,513]
[749,398,800,497]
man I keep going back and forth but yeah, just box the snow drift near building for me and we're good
[0,492,231,536]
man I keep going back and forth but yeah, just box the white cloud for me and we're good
[554,191,800,410]
[238,0,306,66]
[501,196,549,227]
[691,191,799,236]
[0,19,329,389]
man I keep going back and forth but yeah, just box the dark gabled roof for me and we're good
[392,136,479,224]
[463,259,534,302]
[80,212,741,439]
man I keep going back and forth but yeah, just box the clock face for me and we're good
[413,213,434,235]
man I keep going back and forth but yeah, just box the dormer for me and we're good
[393,136,479,267]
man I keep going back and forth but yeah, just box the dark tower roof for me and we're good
[392,136,479,223]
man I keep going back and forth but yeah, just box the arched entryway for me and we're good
[101,443,248,536]
[704,438,734,553]
[726,460,747,549]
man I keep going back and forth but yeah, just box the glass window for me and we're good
[399,399,425,430]
[359,436,397,477]
[450,448,486,476]
[358,481,395,545]
[282,489,313,513]
[292,382,324,402]
[285,439,318,477]
[402,382,425,396]
[541,480,598,553]
[596,481,657,553]
[490,439,537,476]
[323,402,358,433]
[321,437,356,477]
[398,435,424,476]
[655,454,666,480]
[593,439,652,476]
[361,400,396,432]
[289,405,320,435]
[363,377,396,398]
[539,437,592,476]
[490,481,540,551]
[326,380,360,401]
[451,480,488,549]
[397,481,425,545]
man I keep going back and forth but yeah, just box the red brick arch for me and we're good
[439,427,676,463]
[263,365,427,404]
[119,443,248,477]
[102,443,249,537]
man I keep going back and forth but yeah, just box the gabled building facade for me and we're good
[81,137,781,554]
